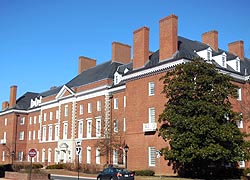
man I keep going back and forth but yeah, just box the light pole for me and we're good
[124,144,129,169]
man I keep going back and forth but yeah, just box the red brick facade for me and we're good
[0,14,249,176]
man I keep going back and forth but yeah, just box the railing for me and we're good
[143,123,157,132]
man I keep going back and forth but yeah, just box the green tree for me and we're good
[158,58,249,178]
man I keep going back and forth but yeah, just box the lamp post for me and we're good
[124,144,129,169]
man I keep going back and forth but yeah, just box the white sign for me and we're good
[156,150,161,158]
[76,140,81,146]
[76,147,82,155]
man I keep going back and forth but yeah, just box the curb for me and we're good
[51,174,96,179]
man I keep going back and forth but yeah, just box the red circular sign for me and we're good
[28,148,37,158]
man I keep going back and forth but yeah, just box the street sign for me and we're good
[76,140,81,146]
[76,147,82,155]
[28,148,37,158]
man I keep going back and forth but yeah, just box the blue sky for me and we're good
[0,0,250,104]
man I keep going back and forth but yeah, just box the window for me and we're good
[4,118,7,126]
[238,113,243,128]
[113,150,118,165]
[3,132,6,141]
[34,116,37,124]
[222,56,226,67]
[87,119,92,138]
[97,101,101,112]
[236,60,239,71]
[78,121,83,138]
[88,103,92,113]
[148,82,155,96]
[50,112,53,120]
[36,151,39,162]
[87,147,91,164]
[148,147,156,166]
[207,51,211,60]
[33,130,36,140]
[28,131,32,140]
[56,110,59,120]
[42,126,46,141]
[48,148,52,162]
[54,149,59,163]
[149,107,156,123]
[20,117,25,125]
[44,113,47,121]
[2,151,5,161]
[19,131,24,140]
[65,105,69,117]
[123,118,126,132]
[39,115,42,123]
[55,125,59,140]
[237,88,242,101]
[124,96,126,107]
[80,105,84,115]
[48,125,53,141]
[96,148,101,164]
[42,149,45,162]
[63,122,68,139]
[18,152,23,161]
[96,118,101,137]
[240,161,245,168]
[114,119,118,133]
[114,98,118,109]
[29,117,32,125]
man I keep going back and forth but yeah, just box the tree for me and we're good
[158,58,250,178]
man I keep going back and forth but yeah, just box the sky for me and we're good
[0,0,250,104]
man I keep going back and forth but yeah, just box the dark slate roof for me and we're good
[117,63,132,74]
[66,60,122,88]
[38,86,62,98]
[14,92,39,110]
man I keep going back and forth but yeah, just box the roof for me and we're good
[14,92,39,110]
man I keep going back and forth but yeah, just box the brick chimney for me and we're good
[202,30,218,51]
[159,14,178,61]
[9,85,17,108]
[133,26,149,69]
[2,101,9,110]
[228,40,244,60]
[112,42,131,64]
[78,56,96,74]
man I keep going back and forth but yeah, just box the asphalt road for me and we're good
[51,174,96,180]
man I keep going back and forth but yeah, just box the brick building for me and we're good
[0,14,250,175]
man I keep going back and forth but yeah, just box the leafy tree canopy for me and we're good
[158,58,250,178]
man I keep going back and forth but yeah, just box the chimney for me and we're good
[112,42,131,64]
[133,26,149,69]
[159,14,178,61]
[202,30,218,51]
[9,85,17,108]
[2,101,9,110]
[78,56,96,74]
[228,40,245,60]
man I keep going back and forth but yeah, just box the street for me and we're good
[51,174,96,180]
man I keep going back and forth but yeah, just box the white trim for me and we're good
[55,85,75,100]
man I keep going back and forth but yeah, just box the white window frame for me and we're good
[113,149,118,165]
[237,88,242,101]
[54,149,59,163]
[38,130,41,140]
[18,151,23,161]
[96,117,101,137]
[42,126,46,141]
[44,113,47,121]
[29,117,32,125]
[19,131,24,140]
[114,98,118,109]
[86,118,92,138]
[33,130,36,140]
[20,117,25,125]
[55,125,59,140]
[78,120,83,139]
[96,148,100,164]
[48,125,53,141]
[80,105,84,115]
[50,112,53,120]
[56,110,59,120]
[64,105,69,117]
[148,147,156,166]
[48,148,52,162]
[34,116,37,124]
[149,107,156,123]
[28,131,32,140]
[63,122,68,139]
[4,118,7,126]
[42,149,45,162]
[88,103,92,113]
[97,101,101,112]
[87,146,91,164]
[2,151,5,161]
[148,82,155,96]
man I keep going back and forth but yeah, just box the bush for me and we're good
[12,163,43,171]
[46,164,64,169]
[134,170,155,176]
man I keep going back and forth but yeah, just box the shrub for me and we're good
[12,163,43,171]
[134,170,155,176]
[46,164,64,169]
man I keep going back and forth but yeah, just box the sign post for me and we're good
[76,141,82,180]
[28,149,37,180]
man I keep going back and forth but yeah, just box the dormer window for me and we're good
[222,56,226,67]
[114,72,122,85]
[207,51,211,60]
[236,60,239,71]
